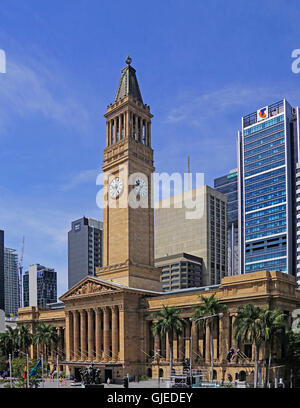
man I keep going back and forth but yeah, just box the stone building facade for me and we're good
[18,270,300,382]
[17,58,300,384]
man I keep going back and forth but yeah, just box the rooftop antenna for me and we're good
[18,236,25,308]
[187,155,191,191]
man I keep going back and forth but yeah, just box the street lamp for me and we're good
[190,313,224,385]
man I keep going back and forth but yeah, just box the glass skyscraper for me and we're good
[23,264,57,307]
[238,99,299,275]
[214,169,239,275]
[4,248,19,317]
[68,217,103,289]
[0,230,4,312]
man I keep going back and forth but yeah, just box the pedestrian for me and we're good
[107,377,110,386]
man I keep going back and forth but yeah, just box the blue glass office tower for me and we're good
[0,230,4,311]
[238,99,299,275]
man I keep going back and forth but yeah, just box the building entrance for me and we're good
[105,369,113,382]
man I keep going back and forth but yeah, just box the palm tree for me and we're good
[234,304,263,388]
[259,307,287,387]
[0,332,11,357]
[150,305,184,376]
[33,323,58,362]
[18,325,33,355]
[192,293,227,381]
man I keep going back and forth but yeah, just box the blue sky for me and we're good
[0,0,300,297]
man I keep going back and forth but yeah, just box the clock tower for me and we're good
[96,57,161,291]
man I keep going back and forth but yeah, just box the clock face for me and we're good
[109,177,123,198]
[134,177,148,197]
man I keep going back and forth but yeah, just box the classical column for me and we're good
[166,332,170,362]
[88,309,95,361]
[80,310,87,361]
[219,314,230,362]
[185,320,191,360]
[60,327,65,359]
[103,307,110,361]
[213,319,218,360]
[135,114,138,141]
[173,331,178,361]
[106,121,109,146]
[144,121,147,146]
[231,315,238,349]
[148,121,151,146]
[205,325,210,362]
[119,114,123,139]
[73,311,80,361]
[192,321,198,363]
[95,308,102,361]
[178,332,184,363]
[111,306,119,361]
[65,311,73,361]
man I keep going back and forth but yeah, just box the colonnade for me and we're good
[66,306,120,362]
[149,314,258,365]
[106,111,151,146]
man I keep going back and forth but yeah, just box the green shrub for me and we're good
[139,375,149,381]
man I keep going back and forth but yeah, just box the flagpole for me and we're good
[57,354,59,388]
[9,354,12,388]
[41,354,44,388]
[27,354,29,388]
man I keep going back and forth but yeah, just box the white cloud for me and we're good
[0,57,92,134]
[61,169,99,191]
[165,83,296,128]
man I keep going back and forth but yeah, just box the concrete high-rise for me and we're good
[68,217,103,289]
[155,186,227,285]
[155,253,203,292]
[0,230,4,312]
[214,169,239,276]
[23,264,57,307]
[238,99,299,275]
[4,248,19,317]
[296,162,300,284]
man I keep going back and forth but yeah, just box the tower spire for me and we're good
[114,56,143,104]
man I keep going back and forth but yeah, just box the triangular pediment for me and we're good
[59,277,121,301]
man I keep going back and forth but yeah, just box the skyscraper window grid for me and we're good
[239,99,299,275]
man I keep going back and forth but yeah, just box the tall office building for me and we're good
[238,99,299,275]
[23,264,57,307]
[296,162,300,284]
[155,186,227,285]
[4,248,19,317]
[155,253,203,292]
[0,230,4,312]
[214,169,239,276]
[68,217,103,289]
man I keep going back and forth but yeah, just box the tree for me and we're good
[33,323,58,363]
[0,327,19,357]
[234,304,263,388]
[259,306,287,387]
[192,293,227,381]
[4,357,42,388]
[150,305,184,376]
[18,325,33,355]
